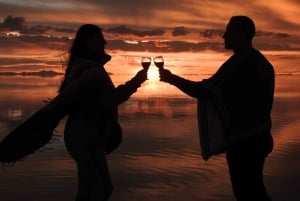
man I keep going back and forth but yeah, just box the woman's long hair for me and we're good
[59,24,102,93]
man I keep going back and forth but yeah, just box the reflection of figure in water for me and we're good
[159,16,274,201]
[59,24,147,201]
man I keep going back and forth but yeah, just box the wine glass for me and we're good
[141,57,151,70]
[154,56,164,69]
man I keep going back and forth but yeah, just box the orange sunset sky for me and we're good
[0,0,299,72]
[1,0,300,46]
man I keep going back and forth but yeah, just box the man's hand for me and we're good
[159,68,173,83]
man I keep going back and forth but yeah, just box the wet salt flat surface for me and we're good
[0,52,300,201]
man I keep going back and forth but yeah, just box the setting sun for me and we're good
[147,67,160,81]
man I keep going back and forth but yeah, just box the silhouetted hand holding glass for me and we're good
[141,57,151,70]
[159,68,173,83]
[154,56,164,69]
[134,68,148,84]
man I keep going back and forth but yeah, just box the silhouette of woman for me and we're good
[0,23,146,200]
[58,24,147,201]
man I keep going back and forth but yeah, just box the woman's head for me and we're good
[59,24,107,93]
[71,24,107,60]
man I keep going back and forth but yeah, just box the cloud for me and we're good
[256,31,291,39]
[201,29,224,39]
[1,15,28,30]
[273,33,290,39]
[0,0,299,37]
[105,25,165,37]
[172,27,189,37]
[27,25,75,35]
[0,15,76,35]
[0,15,299,55]
[160,41,224,52]
[0,34,70,58]
[106,39,224,52]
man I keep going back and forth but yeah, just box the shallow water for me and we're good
[0,52,300,201]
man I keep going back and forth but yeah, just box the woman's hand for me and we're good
[134,68,148,84]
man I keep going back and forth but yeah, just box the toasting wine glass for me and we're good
[154,56,164,69]
[141,57,151,70]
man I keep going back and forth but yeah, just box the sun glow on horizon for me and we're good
[147,67,160,81]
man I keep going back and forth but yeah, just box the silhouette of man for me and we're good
[159,16,274,201]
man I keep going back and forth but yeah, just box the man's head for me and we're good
[223,16,255,51]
